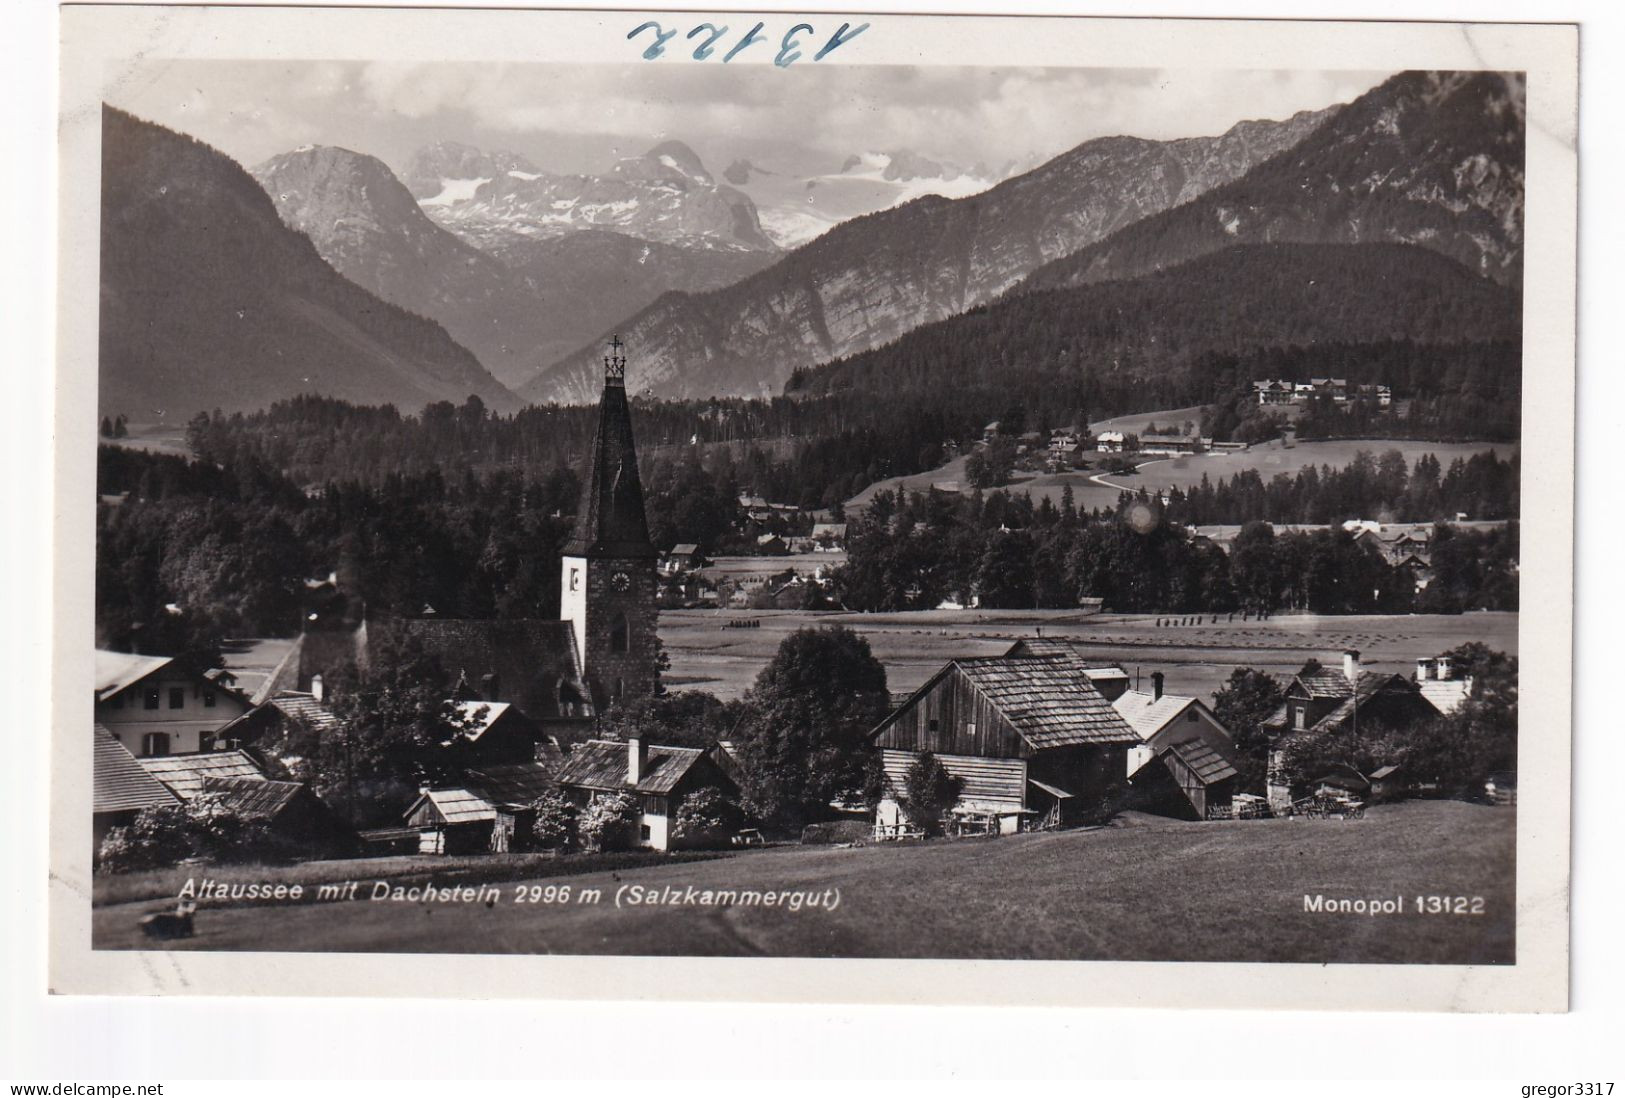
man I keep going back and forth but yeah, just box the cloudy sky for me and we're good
[107,61,1393,179]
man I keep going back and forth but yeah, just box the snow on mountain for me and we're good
[402,139,775,257]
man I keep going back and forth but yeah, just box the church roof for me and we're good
[565,378,656,559]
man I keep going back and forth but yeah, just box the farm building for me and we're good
[870,656,1142,833]
[212,684,339,757]
[95,649,250,756]
[1114,673,1240,820]
[1262,650,1438,810]
[93,726,179,851]
[553,738,739,851]
[403,761,559,854]
[659,544,705,575]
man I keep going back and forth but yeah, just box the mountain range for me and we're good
[253,145,775,384]
[98,107,519,419]
[518,104,1339,404]
[99,68,1526,424]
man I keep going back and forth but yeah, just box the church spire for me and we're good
[564,336,655,559]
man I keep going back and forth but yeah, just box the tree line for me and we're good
[835,484,1518,614]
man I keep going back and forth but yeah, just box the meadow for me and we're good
[659,607,1519,702]
[93,800,1514,964]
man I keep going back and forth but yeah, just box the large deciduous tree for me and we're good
[731,626,889,829]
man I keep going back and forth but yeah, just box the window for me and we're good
[1293,705,1307,731]
[569,567,581,592]
[110,693,124,710]
[168,687,185,710]
[927,718,940,734]
[966,722,977,737]
[610,612,629,654]
[1187,710,1199,722]
[143,687,160,710]
[640,824,651,841]
[141,732,171,757]
[202,689,216,708]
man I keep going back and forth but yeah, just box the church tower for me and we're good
[560,336,660,709]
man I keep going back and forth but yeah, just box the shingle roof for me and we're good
[267,692,340,732]
[1003,640,1128,681]
[140,750,267,800]
[1165,739,1238,785]
[462,761,557,808]
[200,776,305,819]
[1296,666,1362,700]
[955,658,1141,748]
[420,788,497,825]
[93,727,179,814]
[554,739,711,796]
[1112,690,1197,738]
[94,650,172,701]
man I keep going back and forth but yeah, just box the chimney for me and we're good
[1436,656,1453,681]
[310,674,324,703]
[1151,672,1164,701]
[1416,658,1433,682]
[1343,649,1361,686]
[628,737,647,786]
[480,673,500,702]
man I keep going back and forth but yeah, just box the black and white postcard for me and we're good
[50,6,1578,1010]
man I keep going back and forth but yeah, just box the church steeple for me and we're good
[563,335,656,560]
[560,336,660,709]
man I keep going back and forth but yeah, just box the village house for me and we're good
[552,738,740,851]
[138,748,273,800]
[870,656,1142,833]
[1113,672,1240,820]
[95,649,251,757]
[1261,649,1438,810]
[1095,430,1126,453]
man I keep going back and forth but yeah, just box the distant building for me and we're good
[659,544,705,575]
[1096,431,1126,453]
[810,523,848,551]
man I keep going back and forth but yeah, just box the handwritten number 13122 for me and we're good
[627,21,869,65]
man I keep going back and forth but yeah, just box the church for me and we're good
[255,338,662,740]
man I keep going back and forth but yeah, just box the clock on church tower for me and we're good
[560,336,660,709]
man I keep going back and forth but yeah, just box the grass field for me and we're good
[662,608,1518,701]
[93,800,1514,964]
[849,428,1516,515]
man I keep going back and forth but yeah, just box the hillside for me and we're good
[518,105,1339,404]
[789,243,1520,403]
[1020,71,1524,296]
[98,107,519,418]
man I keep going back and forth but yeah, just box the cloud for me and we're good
[115,60,1390,173]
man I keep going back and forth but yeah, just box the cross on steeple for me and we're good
[603,334,627,386]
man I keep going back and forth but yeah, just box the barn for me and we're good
[1114,672,1240,820]
[402,760,558,854]
[199,776,353,857]
[870,656,1142,833]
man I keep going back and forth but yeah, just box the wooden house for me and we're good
[870,656,1142,832]
[553,738,738,851]
[139,749,270,801]
[95,649,250,756]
